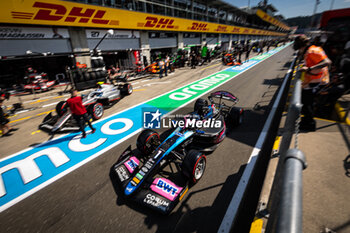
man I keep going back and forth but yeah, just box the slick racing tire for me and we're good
[227,107,243,128]
[121,83,133,95]
[182,150,206,184]
[90,103,104,120]
[136,129,160,156]
[56,101,67,116]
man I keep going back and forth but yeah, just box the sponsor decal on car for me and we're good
[141,167,149,173]
[143,193,170,211]
[153,150,162,160]
[115,166,129,182]
[135,173,143,180]
[124,156,140,174]
[151,178,183,201]
[139,170,145,176]
[132,177,140,184]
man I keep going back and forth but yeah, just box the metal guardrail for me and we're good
[276,148,307,233]
[266,69,308,233]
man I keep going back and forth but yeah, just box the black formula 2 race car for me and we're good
[39,83,132,134]
[112,91,243,214]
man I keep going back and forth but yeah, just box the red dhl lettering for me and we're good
[189,22,208,31]
[144,16,176,29]
[232,27,240,33]
[19,1,110,25]
[215,26,227,32]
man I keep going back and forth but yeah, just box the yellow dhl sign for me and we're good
[256,9,290,31]
[0,0,286,36]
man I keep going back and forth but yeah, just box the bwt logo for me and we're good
[125,159,138,172]
[156,179,178,196]
[124,156,140,173]
[142,17,176,29]
[189,22,208,31]
[13,2,117,25]
[143,109,162,129]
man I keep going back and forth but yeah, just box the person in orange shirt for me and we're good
[294,35,332,131]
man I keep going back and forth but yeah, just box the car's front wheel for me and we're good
[182,150,206,184]
[136,129,160,156]
[90,103,104,120]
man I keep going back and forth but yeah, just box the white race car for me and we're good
[39,82,133,134]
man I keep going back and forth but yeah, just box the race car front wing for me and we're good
[113,147,189,214]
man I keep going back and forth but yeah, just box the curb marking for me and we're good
[335,102,350,126]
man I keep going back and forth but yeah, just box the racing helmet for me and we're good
[194,98,208,116]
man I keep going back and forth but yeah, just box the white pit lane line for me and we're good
[42,102,60,108]
[217,54,296,233]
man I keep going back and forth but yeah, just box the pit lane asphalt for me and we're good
[0,46,294,233]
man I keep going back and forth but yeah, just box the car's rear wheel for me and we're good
[90,103,104,120]
[136,129,160,156]
[182,150,206,184]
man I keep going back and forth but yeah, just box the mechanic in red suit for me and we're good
[67,89,96,138]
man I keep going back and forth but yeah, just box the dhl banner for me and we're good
[0,0,286,36]
[256,9,290,31]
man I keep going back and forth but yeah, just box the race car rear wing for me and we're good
[210,91,238,103]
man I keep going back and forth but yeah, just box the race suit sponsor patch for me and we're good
[150,178,183,201]
[124,156,140,173]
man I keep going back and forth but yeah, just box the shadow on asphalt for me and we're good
[109,159,247,233]
[332,218,350,232]
[283,61,292,68]
[29,134,76,148]
[338,123,350,151]
[343,154,350,177]
[262,76,284,86]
